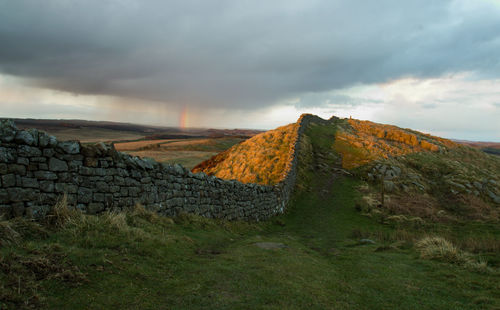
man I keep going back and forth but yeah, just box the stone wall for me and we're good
[0,114,328,221]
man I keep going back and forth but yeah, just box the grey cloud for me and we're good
[1,0,500,109]
[421,103,438,109]
[293,93,382,109]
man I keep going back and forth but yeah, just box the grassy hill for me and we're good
[1,115,500,309]
[192,122,299,185]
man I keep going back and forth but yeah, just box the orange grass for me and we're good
[193,123,300,185]
[333,119,459,169]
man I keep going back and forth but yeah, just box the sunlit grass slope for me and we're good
[192,123,299,185]
[334,118,458,169]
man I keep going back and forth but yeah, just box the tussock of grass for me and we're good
[129,203,161,224]
[416,236,492,273]
[0,219,48,246]
[43,195,82,229]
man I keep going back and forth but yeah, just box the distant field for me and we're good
[45,127,146,143]
[115,137,245,169]
[6,118,256,168]
[455,140,500,156]
[114,139,176,151]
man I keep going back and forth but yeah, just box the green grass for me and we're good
[1,175,499,309]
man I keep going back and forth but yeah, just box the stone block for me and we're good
[38,132,51,147]
[57,141,80,154]
[49,157,68,172]
[69,160,83,172]
[0,147,16,163]
[0,204,12,219]
[0,189,9,203]
[12,202,25,217]
[43,148,55,157]
[8,188,36,202]
[79,166,94,176]
[96,181,109,192]
[93,193,105,202]
[17,157,29,165]
[0,119,17,142]
[0,163,7,174]
[78,187,93,204]
[128,187,140,197]
[40,181,55,193]
[18,145,42,157]
[55,183,78,194]
[22,177,39,188]
[27,163,38,171]
[8,164,26,175]
[87,203,105,214]
[30,157,46,163]
[34,170,58,180]
[15,130,35,145]
[84,157,98,167]
[2,174,16,187]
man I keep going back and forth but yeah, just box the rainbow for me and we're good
[179,106,188,129]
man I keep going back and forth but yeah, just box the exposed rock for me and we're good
[448,180,465,190]
[384,180,395,192]
[359,239,376,244]
[391,166,401,176]
[385,169,397,180]
[486,190,500,204]
[473,181,483,190]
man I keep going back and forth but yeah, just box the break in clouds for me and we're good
[1,0,500,110]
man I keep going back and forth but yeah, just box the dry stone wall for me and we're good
[0,115,327,221]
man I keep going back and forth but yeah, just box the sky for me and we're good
[0,0,499,141]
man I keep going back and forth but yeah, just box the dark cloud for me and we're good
[0,0,499,109]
